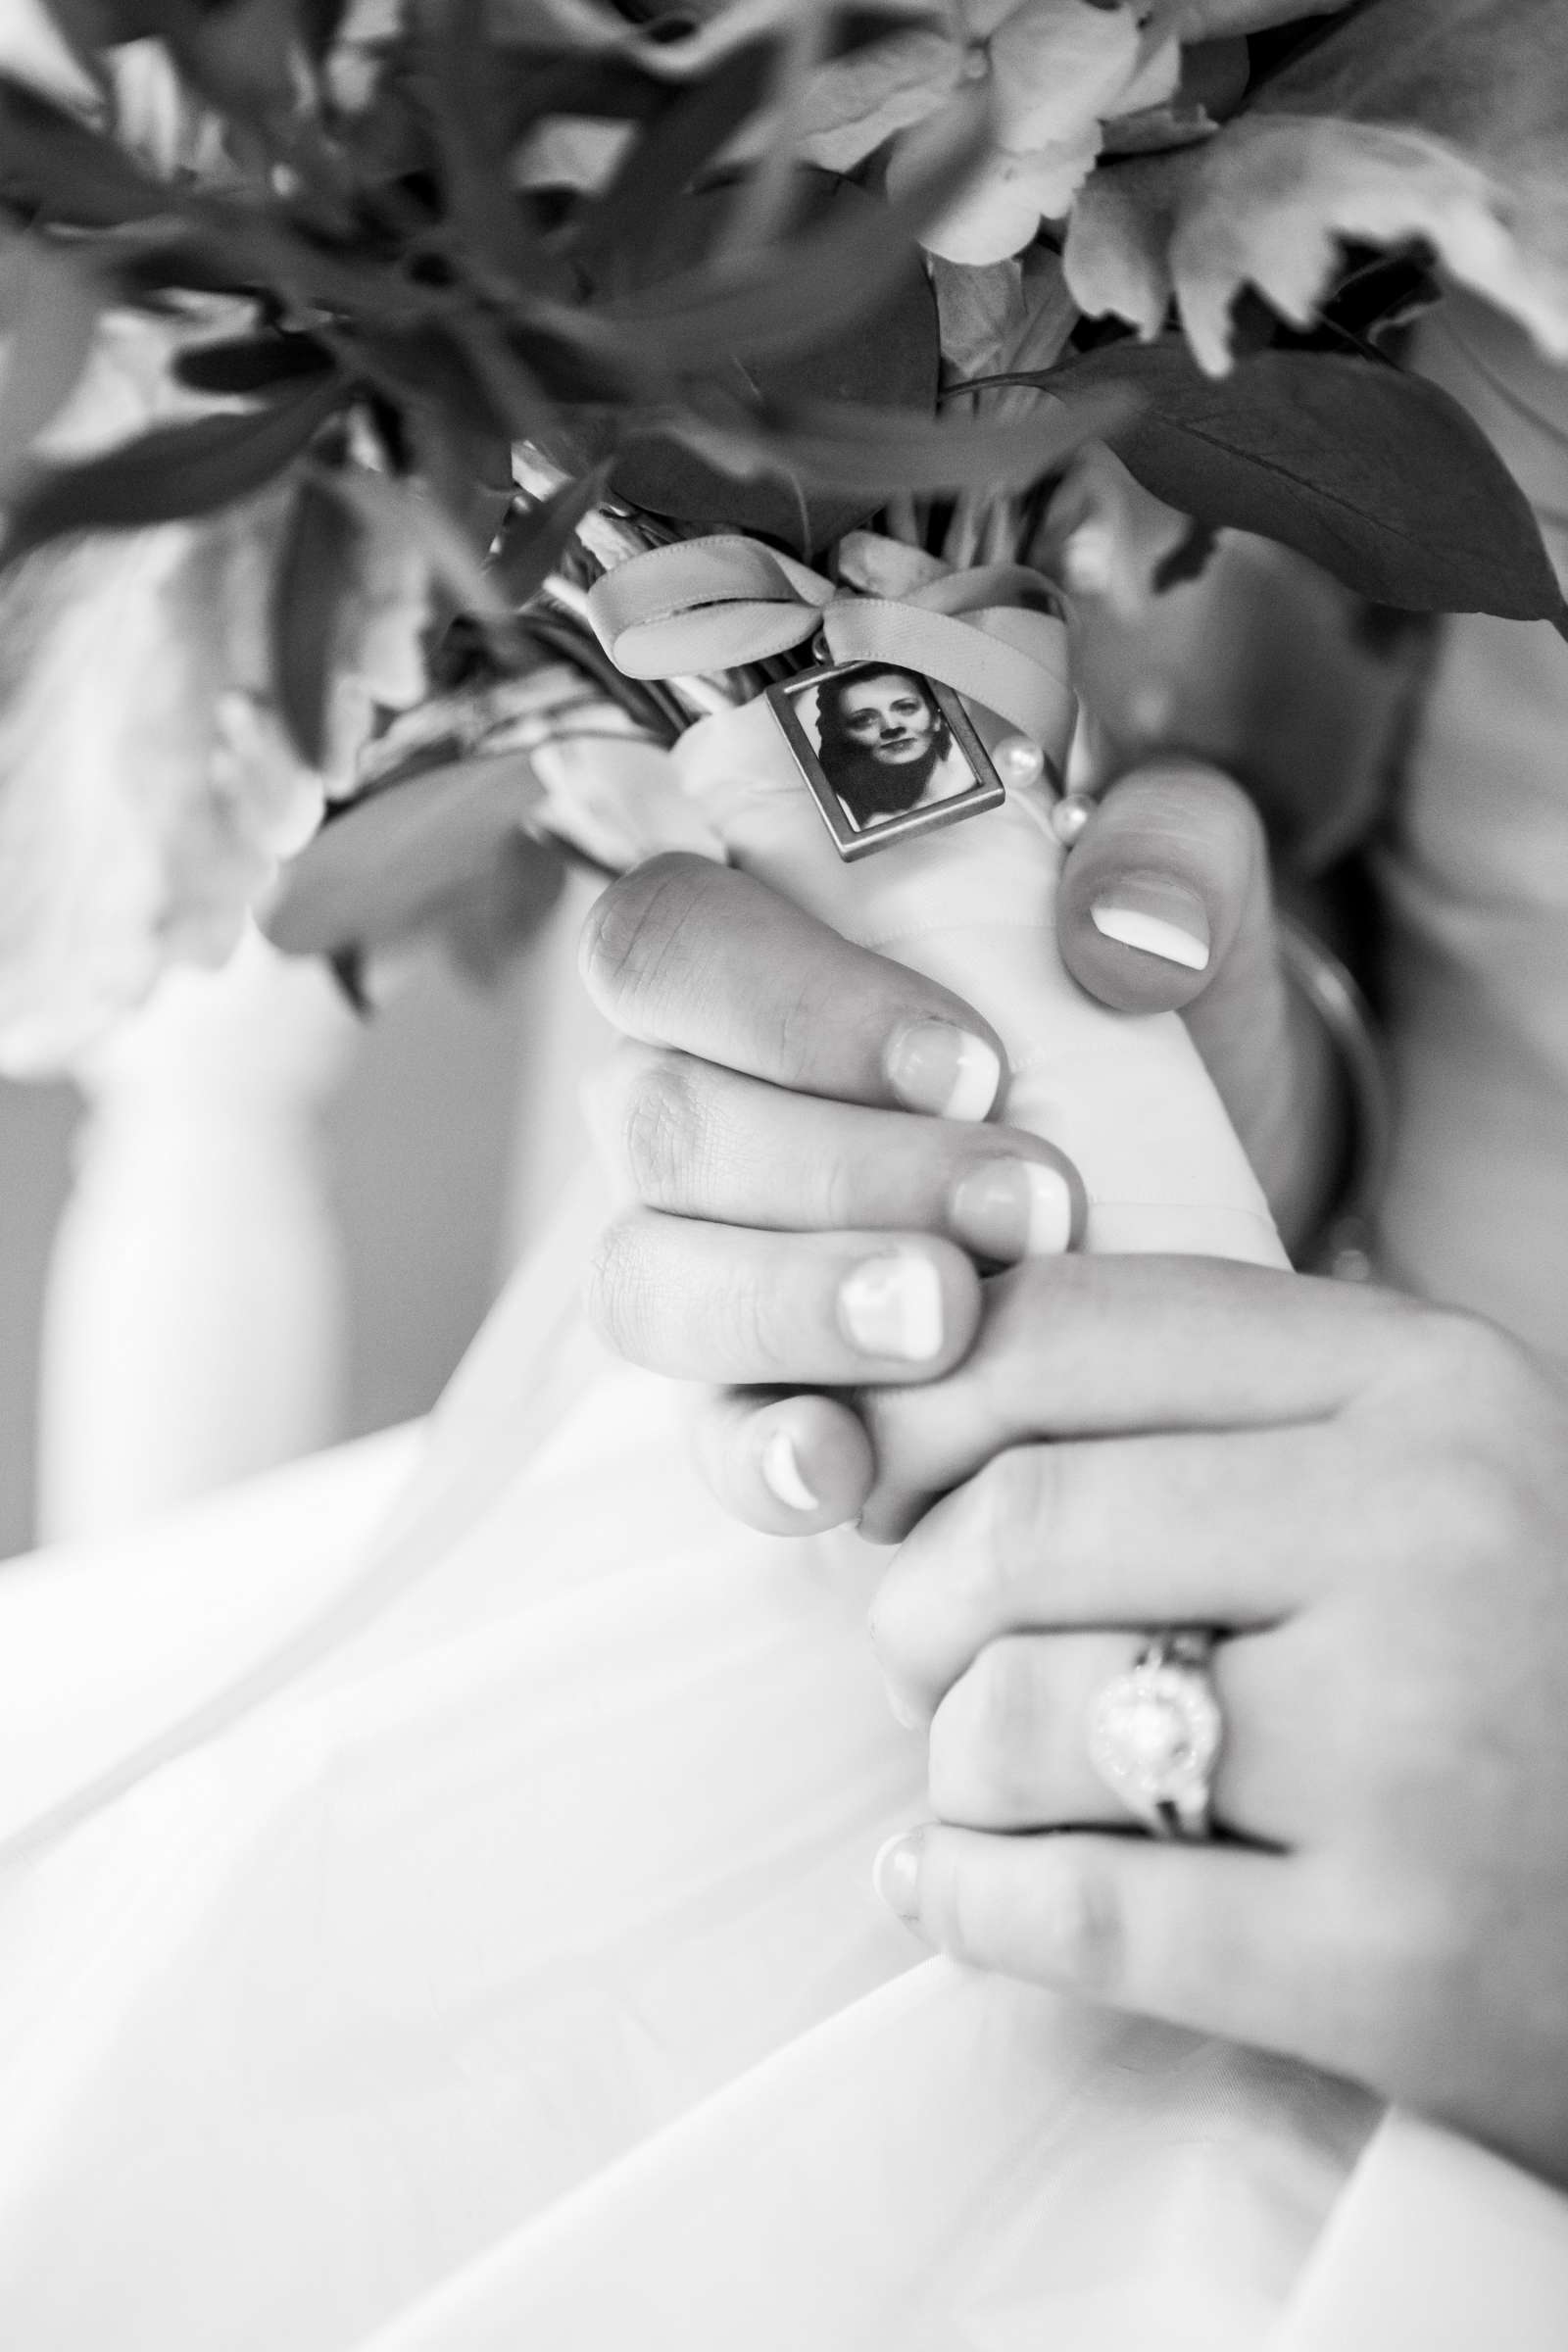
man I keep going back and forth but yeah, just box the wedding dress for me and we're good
[5,1163,1568,2352]
[3,295,1568,2350]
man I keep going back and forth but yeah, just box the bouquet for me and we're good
[0,0,1564,1246]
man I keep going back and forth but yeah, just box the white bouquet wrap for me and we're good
[676,697,1285,1267]
[588,533,1285,1270]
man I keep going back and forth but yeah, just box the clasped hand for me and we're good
[577,772,1568,2189]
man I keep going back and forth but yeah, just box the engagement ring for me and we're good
[1087,1632,1224,1841]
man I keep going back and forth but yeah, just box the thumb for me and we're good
[1056,760,1273,1020]
[1055,763,1322,1230]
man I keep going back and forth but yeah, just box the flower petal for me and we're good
[909,126,1103,263]
[792,27,961,174]
[1064,145,1192,339]
[987,0,1144,151]
[1173,115,1568,372]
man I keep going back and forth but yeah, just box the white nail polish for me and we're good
[1022,1160,1075,1255]
[1090,901,1210,971]
[760,1426,819,1514]
[944,1032,1004,1122]
[886,1022,1002,1123]
[839,1254,944,1362]
[871,1829,924,1923]
[884,1682,922,1731]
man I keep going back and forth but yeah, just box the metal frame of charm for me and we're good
[765,662,1004,863]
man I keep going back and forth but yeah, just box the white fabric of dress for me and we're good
[3,296,1568,2348]
[0,1225,1385,2351]
[3,1202,1568,2352]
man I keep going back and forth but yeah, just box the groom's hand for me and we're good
[580,761,1323,1533]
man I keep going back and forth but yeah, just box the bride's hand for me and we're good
[866,1255,1568,2188]
[580,762,1330,1531]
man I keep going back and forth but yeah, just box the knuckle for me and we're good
[582,1213,654,1361]
[964,1447,1048,1608]
[619,1054,705,1207]
[814,1147,865,1233]
[763,969,829,1093]
[698,1250,793,1382]
[1404,1307,1523,1409]
[974,1256,1093,1394]
[1042,1857,1128,1996]
[578,854,711,1029]
[1326,1864,1479,2081]
[1427,1448,1526,1573]
[962,1638,1043,1781]
[958,1848,1128,1997]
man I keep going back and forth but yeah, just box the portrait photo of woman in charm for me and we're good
[811,664,973,825]
[771,662,1004,858]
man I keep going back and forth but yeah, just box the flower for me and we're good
[795,1,1177,265]
[0,318,431,1074]
[1065,0,1568,370]
[0,500,317,1075]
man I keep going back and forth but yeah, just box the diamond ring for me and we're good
[1086,1631,1224,1841]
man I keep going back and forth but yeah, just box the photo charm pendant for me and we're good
[765,660,1004,863]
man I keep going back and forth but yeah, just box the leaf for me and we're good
[0,238,102,482]
[296,0,353,60]
[596,96,988,369]
[1066,0,1568,370]
[0,374,348,569]
[604,175,940,548]
[575,38,776,279]
[492,466,611,606]
[0,74,172,225]
[270,472,363,768]
[1036,340,1568,621]
[330,466,513,625]
[930,255,1026,383]
[678,380,1132,503]
[264,751,551,958]
[174,333,338,397]
[414,0,571,298]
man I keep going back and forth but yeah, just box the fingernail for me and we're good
[872,1829,925,1924]
[760,1424,819,1514]
[886,1019,1002,1122]
[1090,873,1210,971]
[839,1253,945,1362]
[884,1680,922,1731]
[951,1157,1074,1262]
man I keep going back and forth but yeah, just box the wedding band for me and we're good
[1086,1631,1223,1841]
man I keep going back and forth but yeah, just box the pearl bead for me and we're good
[1051,792,1096,848]
[993,734,1047,787]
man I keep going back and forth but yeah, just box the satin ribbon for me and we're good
[586,534,1070,747]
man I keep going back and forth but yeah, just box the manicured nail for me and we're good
[872,1829,925,1924]
[1090,872,1210,971]
[839,1253,945,1362]
[886,1019,1002,1122]
[760,1424,819,1514]
[884,1680,922,1731]
[951,1157,1074,1263]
